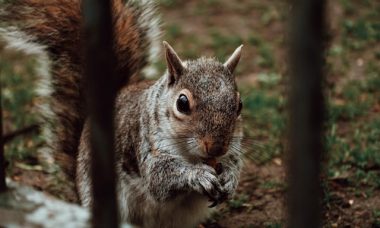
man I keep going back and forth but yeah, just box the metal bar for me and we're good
[82,0,119,227]
[287,0,326,227]
[0,68,6,192]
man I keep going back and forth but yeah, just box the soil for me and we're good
[211,160,285,227]
[11,155,380,227]
[157,1,380,226]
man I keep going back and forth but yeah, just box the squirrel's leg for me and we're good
[143,153,226,203]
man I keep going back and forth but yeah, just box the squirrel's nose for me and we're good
[207,144,225,157]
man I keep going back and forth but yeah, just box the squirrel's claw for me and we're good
[208,200,218,208]
[207,193,228,208]
[206,189,228,208]
[201,183,220,203]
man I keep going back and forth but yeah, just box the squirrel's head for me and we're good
[159,41,243,161]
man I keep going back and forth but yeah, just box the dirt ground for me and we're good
[10,156,380,227]
[12,153,380,227]
[157,1,380,227]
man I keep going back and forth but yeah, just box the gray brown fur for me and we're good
[0,0,244,227]
[77,56,244,227]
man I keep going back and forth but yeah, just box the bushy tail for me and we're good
[0,0,160,177]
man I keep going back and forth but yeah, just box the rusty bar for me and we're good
[287,0,326,227]
[82,0,119,227]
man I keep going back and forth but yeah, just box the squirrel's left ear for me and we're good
[163,41,184,85]
[224,45,243,74]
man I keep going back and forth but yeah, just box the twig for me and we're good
[3,124,40,144]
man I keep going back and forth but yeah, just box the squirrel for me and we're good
[0,0,244,227]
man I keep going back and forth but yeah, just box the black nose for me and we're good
[207,144,225,157]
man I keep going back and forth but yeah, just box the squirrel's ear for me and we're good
[224,45,243,74]
[163,41,184,85]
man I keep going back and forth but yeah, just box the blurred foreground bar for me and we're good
[287,0,326,227]
[0,67,6,192]
[82,0,119,227]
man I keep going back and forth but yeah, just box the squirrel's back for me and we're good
[0,0,160,178]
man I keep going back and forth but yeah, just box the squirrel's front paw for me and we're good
[219,171,238,198]
[189,164,227,207]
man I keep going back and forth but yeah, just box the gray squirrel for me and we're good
[0,0,244,227]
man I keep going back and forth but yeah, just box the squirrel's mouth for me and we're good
[203,157,224,175]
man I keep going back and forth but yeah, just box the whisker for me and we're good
[140,139,190,151]
[229,139,281,165]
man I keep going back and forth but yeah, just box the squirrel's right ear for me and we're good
[163,41,184,85]
[224,45,243,74]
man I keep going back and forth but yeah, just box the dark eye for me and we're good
[177,94,190,114]
[237,99,243,115]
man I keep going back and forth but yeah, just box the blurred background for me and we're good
[0,0,379,227]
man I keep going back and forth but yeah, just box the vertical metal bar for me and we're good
[287,0,326,227]
[0,70,6,192]
[82,0,119,227]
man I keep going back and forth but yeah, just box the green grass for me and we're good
[158,0,181,8]
[227,193,250,210]
[324,0,380,192]
[265,223,282,228]
[0,49,42,171]
[209,30,244,60]
[325,37,380,188]
[259,180,285,190]
[340,0,380,52]
[239,81,285,164]
[248,34,277,70]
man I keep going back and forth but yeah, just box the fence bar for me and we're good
[82,0,119,227]
[287,0,326,227]
[0,74,6,192]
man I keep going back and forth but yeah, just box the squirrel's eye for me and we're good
[237,99,243,115]
[177,94,190,114]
